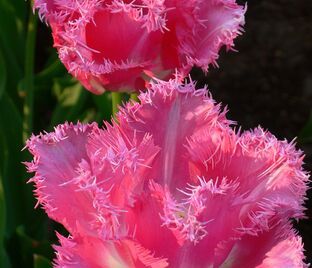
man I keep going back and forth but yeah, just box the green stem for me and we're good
[23,8,37,141]
[111,92,122,117]
[130,93,139,102]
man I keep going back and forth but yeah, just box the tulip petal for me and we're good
[85,121,160,208]
[54,233,169,268]
[218,223,308,268]
[192,0,246,70]
[26,122,103,235]
[187,125,308,235]
[118,79,232,194]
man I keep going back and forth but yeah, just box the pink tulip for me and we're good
[26,79,308,267]
[34,0,245,93]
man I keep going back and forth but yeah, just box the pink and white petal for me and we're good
[117,79,233,195]
[163,0,245,71]
[85,9,161,64]
[233,128,308,223]
[50,3,169,93]
[25,122,100,235]
[153,177,242,266]
[84,8,164,92]
[86,122,160,208]
[256,235,307,268]
[190,0,246,70]
[34,0,62,22]
[161,0,200,69]
[187,126,308,232]
[123,181,180,262]
[217,223,308,268]
[54,233,134,268]
[53,233,168,268]
[125,240,169,268]
[236,128,308,204]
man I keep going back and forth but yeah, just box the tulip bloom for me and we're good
[25,79,308,267]
[34,0,245,93]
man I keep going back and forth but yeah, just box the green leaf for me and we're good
[35,60,66,84]
[0,0,27,81]
[33,255,52,268]
[23,9,38,141]
[50,78,88,127]
[9,225,53,267]
[0,93,28,268]
[0,93,25,232]
[0,92,41,239]
[0,48,6,99]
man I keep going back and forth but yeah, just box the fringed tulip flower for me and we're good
[26,79,309,267]
[34,0,245,93]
